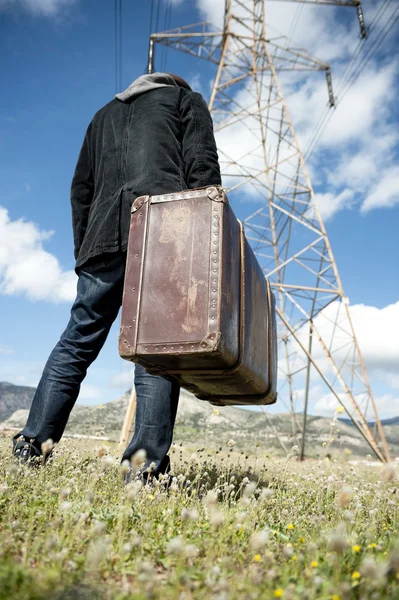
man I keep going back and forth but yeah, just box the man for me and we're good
[13,72,221,479]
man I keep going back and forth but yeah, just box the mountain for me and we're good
[0,382,36,423]
[1,382,398,458]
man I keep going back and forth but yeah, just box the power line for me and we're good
[302,0,398,160]
[114,0,123,93]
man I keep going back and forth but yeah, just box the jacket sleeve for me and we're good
[70,123,94,260]
[180,91,221,189]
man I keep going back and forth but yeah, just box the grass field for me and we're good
[0,436,398,600]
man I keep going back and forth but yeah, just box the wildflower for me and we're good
[61,501,71,512]
[352,545,361,553]
[212,408,220,416]
[184,544,199,559]
[209,509,225,527]
[227,439,236,447]
[360,557,379,579]
[59,487,71,500]
[250,529,269,551]
[203,490,217,506]
[287,523,295,530]
[253,554,261,562]
[382,463,396,483]
[180,508,199,522]
[283,544,294,558]
[126,480,143,501]
[93,520,107,535]
[274,589,284,598]
[368,543,377,549]
[336,406,344,414]
[328,526,348,554]
[131,449,147,470]
[352,571,361,580]
[337,486,353,509]
[243,482,257,497]
[87,538,108,570]
[332,596,340,600]
[165,536,184,555]
[311,561,319,568]
[41,438,54,457]
[96,445,107,458]
[261,488,274,500]
[120,459,130,474]
[189,453,199,464]
[101,455,115,468]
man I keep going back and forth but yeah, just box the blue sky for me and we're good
[0,0,398,417]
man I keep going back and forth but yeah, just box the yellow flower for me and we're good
[368,543,377,549]
[352,571,361,580]
[287,523,295,530]
[274,590,284,598]
[352,545,361,553]
[332,595,340,600]
[299,537,305,543]
[253,554,261,562]
[311,561,319,568]
[292,555,297,561]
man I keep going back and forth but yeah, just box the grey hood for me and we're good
[115,73,178,102]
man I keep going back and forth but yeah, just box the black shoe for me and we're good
[13,440,42,467]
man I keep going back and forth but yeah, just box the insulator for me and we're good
[326,70,335,108]
[147,38,155,74]
[357,4,367,39]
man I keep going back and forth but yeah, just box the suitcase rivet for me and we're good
[157,196,160,201]
[211,317,215,320]
[213,251,217,255]
[171,196,175,199]
[214,208,217,212]
[197,192,201,196]
[191,345,194,348]
[171,347,174,350]
[213,270,217,274]
[201,343,207,348]
[163,347,166,350]
[213,289,216,292]
[135,254,139,258]
[133,287,136,290]
[213,241,217,245]
[129,325,132,329]
[213,259,217,263]
[163,196,167,200]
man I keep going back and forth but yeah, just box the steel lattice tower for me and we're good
[144,0,390,462]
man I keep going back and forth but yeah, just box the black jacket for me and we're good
[71,86,221,269]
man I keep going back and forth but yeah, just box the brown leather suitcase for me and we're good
[119,186,277,406]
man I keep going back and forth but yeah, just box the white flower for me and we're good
[132,449,147,470]
[165,536,185,555]
[209,510,225,527]
[250,529,269,551]
[227,439,236,447]
[185,544,199,558]
[337,486,353,509]
[120,460,131,474]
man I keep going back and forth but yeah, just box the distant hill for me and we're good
[0,382,35,423]
[1,382,398,458]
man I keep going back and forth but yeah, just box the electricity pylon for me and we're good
[143,0,390,462]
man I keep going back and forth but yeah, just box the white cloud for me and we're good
[0,345,14,355]
[349,301,399,374]
[0,0,77,16]
[195,0,398,220]
[110,368,134,388]
[0,206,77,303]
[314,391,399,418]
[361,165,399,213]
[79,384,101,401]
[314,188,355,221]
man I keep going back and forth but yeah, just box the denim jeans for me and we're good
[13,252,180,476]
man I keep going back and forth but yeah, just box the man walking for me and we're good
[13,72,221,478]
